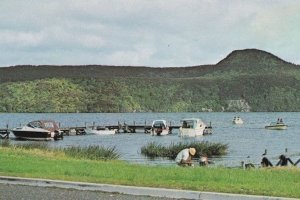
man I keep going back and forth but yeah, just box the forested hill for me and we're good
[1,49,300,112]
[0,63,212,82]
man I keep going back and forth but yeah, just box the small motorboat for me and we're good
[265,118,287,130]
[233,116,243,124]
[150,120,170,136]
[12,120,63,141]
[265,122,287,130]
[178,118,209,137]
[84,126,117,135]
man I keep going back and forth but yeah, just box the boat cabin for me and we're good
[151,120,167,129]
[181,118,205,129]
[27,120,59,132]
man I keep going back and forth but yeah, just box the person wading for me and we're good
[175,147,196,166]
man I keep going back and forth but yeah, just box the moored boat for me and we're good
[203,121,213,135]
[178,118,208,137]
[12,120,63,141]
[150,120,170,136]
[84,126,117,135]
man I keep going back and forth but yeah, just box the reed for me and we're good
[0,141,119,160]
[62,145,120,160]
[14,142,50,150]
[0,140,50,150]
[0,139,10,147]
[141,141,228,159]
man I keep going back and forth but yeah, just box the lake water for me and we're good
[1,112,299,167]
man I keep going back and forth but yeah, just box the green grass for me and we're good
[0,146,299,198]
[1,141,120,160]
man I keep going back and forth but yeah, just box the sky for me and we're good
[0,0,300,67]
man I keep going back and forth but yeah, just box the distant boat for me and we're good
[12,120,63,141]
[84,126,117,135]
[150,120,170,136]
[179,118,210,137]
[233,116,243,124]
[265,119,287,130]
[203,121,213,135]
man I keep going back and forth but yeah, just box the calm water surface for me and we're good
[1,112,299,167]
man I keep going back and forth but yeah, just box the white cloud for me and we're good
[106,47,155,66]
[0,30,44,48]
[0,0,299,66]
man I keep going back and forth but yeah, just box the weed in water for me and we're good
[141,141,228,159]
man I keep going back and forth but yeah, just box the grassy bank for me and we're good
[0,146,299,198]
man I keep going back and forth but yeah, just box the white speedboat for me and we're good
[12,120,63,141]
[178,118,207,137]
[84,127,117,135]
[233,116,243,124]
[150,120,170,136]
[265,122,287,130]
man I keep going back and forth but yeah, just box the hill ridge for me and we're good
[217,48,292,67]
[0,49,298,83]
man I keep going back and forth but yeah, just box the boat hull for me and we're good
[233,120,243,124]
[151,128,169,136]
[84,128,116,135]
[179,127,205,137]
[265,125,287,130]
[12,130,52,141]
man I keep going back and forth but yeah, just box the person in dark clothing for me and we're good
[276,154,294,166]
[261,157,273,167]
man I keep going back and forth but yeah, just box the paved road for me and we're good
[0,176,297,200]
[0,183,176,200]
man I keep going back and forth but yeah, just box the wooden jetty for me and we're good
[0,121,182,138]
[60,121,181,136]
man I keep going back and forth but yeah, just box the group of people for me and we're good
[261,154,300,167]
[277,118,284,124]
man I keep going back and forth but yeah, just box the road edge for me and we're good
[0,176,297,200]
